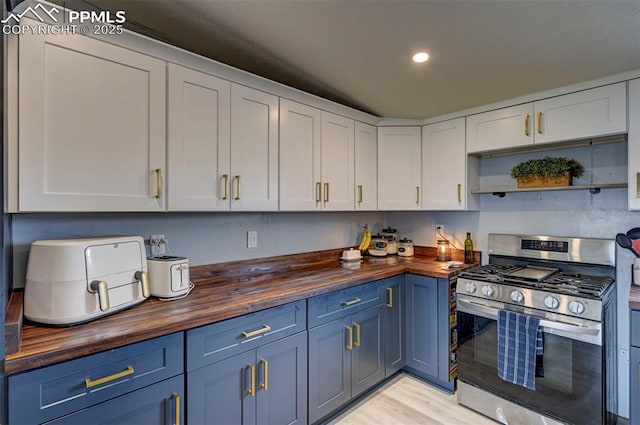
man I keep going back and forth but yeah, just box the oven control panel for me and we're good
[521,239,569,253]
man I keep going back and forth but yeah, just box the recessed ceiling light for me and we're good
[412,52,429,63]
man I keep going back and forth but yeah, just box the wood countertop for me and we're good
[4,247,479,375]
[630,284,640,310]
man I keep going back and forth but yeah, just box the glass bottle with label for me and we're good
[464,232,474,264]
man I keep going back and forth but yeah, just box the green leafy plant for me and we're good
[510,156,584,179]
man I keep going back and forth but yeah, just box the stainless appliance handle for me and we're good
[457,298,601,337]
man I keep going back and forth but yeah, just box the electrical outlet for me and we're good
[247,231,258,248]
[150,234,166,255]
[435,225,444,239]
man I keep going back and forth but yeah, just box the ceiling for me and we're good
[81,0,640,119]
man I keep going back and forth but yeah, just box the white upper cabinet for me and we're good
[466,104,534,154]
[629,79,640,211]
[16,26,166,212]
[377,127,422,210]
[533,82,627,145]
[168,64,231,211]
[230,84,279,211]
[466,83,627,154]
[321,112,355,211]
[354,122,378,211]
[279,99,354,211]
[422,118,478,210]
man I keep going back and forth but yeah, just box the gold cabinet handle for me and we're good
[324,182,329,203]
[259,359,269,390]
[316,182,321,202]
[386,287,393,308]
[154,168,163,199]
[357,185,363,204]
[353,322,361,347]
[537,111,543,134]
[222,174,229,200]
[341,297,361,307]
[90,280,110,311]
[457,183,462,203]
[85,365,134,388]
[637,172,640,198]
[234,175,241,200]
[416,186,420,204]
[247,364,256,396]
[173,393,181,425]
[524,113,530,136]
[135,271,150,298]
[346,326,353,350]
[242,324,271,338]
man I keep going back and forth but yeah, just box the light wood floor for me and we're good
[327,374,498,425]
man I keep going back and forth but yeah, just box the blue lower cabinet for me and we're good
[383,275,405,377]
[631,346,640,424]
[47,375,184,425]
[308,304,385,424]
[187,331,307,425]
[404,274,453,390]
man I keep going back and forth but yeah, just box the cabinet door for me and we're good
[405,275,439,377]
[466,104,534,154]
[629,79,640,211]
[18,25,166,212]
[47,375,183,425]
[321,112,355,211]
[354,121,378,210]
[167,64,231,211]
[188,350,256,425]
[279,99,322,210]
[230,84,279,211]
[308,317,352,424]
[256,332,307,425]
[377,127,422,210]
[631,346,640,424]
[384,276,405,377]
[351,305,385,397]
[422,117,475,210]
[533,83,627,145]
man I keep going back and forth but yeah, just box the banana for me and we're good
[358,224,371,252]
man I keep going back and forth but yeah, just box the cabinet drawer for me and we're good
[8,332,183,425]
[187,300,306,371]
[632,310,640,348]
[308,280,385,328]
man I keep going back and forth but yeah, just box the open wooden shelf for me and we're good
[471,182,627,197]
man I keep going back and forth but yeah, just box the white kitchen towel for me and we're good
[497,310,543,390]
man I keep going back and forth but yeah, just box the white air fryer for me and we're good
[147,255,191,299]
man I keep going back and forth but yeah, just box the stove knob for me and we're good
[544,296,560,310]
[464,282,476,294]
[481,285,494,298]
[510,290,524,303]
[568,300,585,315]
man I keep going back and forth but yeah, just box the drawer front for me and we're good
[308,280,385,328]
[187,300,306,371]
[8,332,183,425]
[632,310,640,348]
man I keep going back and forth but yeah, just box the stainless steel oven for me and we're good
[456,234,617,425]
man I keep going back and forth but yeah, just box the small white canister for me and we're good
[634,258,640,286]
[148,255,192,299]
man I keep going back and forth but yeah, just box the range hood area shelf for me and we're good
[472,182,628,197]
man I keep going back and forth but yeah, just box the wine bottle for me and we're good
[464,232,474,264]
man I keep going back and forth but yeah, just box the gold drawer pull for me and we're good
[173,393,181,425]
[316,182,322,202]
[155,168,163,199]
[242,324,271,338]
[524,113,530,136]
[341,297,361,307]
[537,111,543,134]
[235,175,241,200]
[135,271,150,298]
[353,322,361,347]
[85,365,134,388]
[386,287,393,308]
[247,364,256,396]
[416,186,420,204]
[637,172,639,198]
[324,182,329,203]
[346,326,353,350]
[358,185,363,204]
[457,184,462,203]
[222,174,229,200]
[260,359,269,390]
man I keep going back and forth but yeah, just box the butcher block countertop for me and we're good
[629,284,640,310]
[4,246,479,375]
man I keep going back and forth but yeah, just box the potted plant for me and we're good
[510,156,584,188]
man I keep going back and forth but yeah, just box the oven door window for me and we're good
[457,311,603,423]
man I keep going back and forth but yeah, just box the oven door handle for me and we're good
[457,298,601,337]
